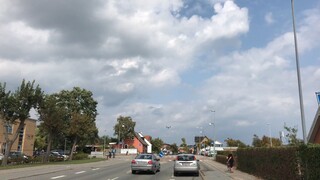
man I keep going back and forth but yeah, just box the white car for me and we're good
[174,154,200,176]
[0,153,3,160]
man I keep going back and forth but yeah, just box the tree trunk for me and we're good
[1,120,25,166]
[43,133,52,163]
[1,140,13,166]
[69,138,77,160]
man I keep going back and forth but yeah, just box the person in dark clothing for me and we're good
[226,154,234,173]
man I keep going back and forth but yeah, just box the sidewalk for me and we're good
[200,158,261,180]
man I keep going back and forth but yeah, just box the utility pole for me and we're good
[291,0,307,144]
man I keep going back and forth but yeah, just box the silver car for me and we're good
[131,154,161,174]
[173,154,200,176]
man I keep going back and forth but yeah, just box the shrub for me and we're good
[73,152,89,160]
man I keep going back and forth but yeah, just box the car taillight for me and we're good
[148,160,153,164]
[131,160,136,164]
[194,156,196,160]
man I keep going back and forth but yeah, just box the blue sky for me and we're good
[0,0,319,146]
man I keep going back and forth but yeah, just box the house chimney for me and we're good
[144,135,151,142]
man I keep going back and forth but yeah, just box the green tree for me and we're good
[113,116,136,145]
[180,138,188,152]
[151,137,163,153]
[252,134,262,147]
[284,125,303,146]
[55,87,98,160]
[34,127,46,151]
[37,94,67,162]
[0,80,42,166]
[225,138,247,148]
[170,143,179,154]
[252,135,282,147]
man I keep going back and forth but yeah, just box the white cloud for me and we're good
[265,12,275,25]
[0,0,319,145]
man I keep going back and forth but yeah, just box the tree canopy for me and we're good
[113,116,136,143]
[0,80,43,166]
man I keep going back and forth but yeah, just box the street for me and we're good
[0,155,259,180]
[0,155,202,180]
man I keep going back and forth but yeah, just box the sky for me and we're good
[0,0,320,146]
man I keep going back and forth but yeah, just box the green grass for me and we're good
[0,158,106,170]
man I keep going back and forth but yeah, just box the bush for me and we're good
[299,144,320,180]
[72,152,89,160]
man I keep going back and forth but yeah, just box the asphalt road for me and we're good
[1,155,203,180]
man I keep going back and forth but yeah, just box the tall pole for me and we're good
[291,0,307,144]
[210,110,216,159]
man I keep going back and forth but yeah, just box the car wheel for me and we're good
[131,170,136,174]
[195,172,199,176]
[174,171,178,176]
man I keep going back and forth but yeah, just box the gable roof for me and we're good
[307,106,320,143]
[134,132,148,146]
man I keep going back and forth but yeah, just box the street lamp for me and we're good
[118,124,125,149]
[209,110,216,159]
[290,0,307,144]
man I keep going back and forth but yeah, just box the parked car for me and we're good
[49,152,64,161]
[51,150,69,160]
[131,153,160,174]
[8,151,30,163]
[173,154,200,176]
[0,153,3,160]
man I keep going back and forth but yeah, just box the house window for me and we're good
[5,124,13,134]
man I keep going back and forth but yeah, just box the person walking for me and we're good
[226,154,234,173]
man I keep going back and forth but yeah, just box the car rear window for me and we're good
[136,154,152,159]
[177,155,195,161]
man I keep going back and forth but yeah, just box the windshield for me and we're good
[136,154,152,159]
[177,155,195,161]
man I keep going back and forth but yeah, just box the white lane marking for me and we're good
[51,175,66,179]
[92,168,100,171]
[108,178,119,180]
[75,171,86,174]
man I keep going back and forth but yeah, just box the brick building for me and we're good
[0,118,36,156]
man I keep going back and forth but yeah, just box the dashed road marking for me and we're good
[51,175,66,179]
[75,171,86,174]
[92,168,100,170]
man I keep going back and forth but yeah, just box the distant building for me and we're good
[308,106,320,143]
[123,132,152,153]
[0,118,36,156]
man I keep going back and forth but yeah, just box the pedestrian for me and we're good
[112,148,116,158]
[108,150,112,158]
[226,154,234,173]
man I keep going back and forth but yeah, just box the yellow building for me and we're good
[0,118,36,156]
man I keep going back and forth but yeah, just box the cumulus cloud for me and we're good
[0,0,319,145]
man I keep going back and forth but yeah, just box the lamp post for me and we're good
[290,0,307,144]
[118,124,125,149]
[210,110,216,159]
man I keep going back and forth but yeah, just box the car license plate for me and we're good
[182,162,190,166]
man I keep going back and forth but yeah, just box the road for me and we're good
[1,155,203,180]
